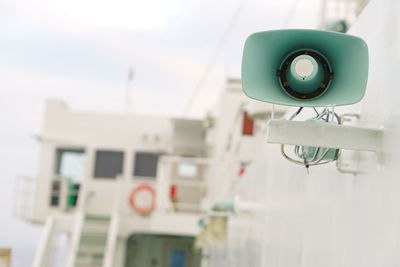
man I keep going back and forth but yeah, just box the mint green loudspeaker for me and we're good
[242,29,369,107]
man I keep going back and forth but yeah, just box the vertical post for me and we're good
[125,68,134,113]
[60,177,68,212]
[271,104,275,120]
[32,216,55,267]
[103,177,122,267]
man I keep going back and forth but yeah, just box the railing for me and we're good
[65,182,90,267]
[32,216,55,267]
[65,210,85,267]
[103,177,123,267]
[13,176,37,222]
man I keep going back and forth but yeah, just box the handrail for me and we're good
[65,183,89,267]
[172,202,204,212]
[32,216,55,267]
[103,178,123,267]
[65,210,84,267]
[13,176,36,222]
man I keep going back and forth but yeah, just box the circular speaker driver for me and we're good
[277,50,334,100]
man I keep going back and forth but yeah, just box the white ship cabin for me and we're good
[14,78,281,267]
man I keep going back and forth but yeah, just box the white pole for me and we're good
[32,216,55,267]
[125,68,134,113]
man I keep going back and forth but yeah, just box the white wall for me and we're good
[218,1,400,266]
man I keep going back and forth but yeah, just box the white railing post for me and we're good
[65,184,89,267]
[103,177,122,267]
[59,176,69,212]
[157,160,172,212]
[65,211,84,267]
[32,216,55,267]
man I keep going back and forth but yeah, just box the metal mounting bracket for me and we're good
[267,119,383,152]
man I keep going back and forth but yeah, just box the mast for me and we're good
[125,68,134,113]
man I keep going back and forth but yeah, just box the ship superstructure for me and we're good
[14,79,277,267]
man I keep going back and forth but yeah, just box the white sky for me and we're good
[0,0,322,265]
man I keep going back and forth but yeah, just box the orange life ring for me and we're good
[129,184,156,215]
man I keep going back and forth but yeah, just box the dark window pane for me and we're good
[125,234,201,267]
[169,249,186,267]
[50,196,59,206]
[51,180,61,192]
[133,152,158,178]
[50,180,61,206]
[94,150,124,178]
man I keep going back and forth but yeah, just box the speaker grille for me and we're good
[277,50,334,100]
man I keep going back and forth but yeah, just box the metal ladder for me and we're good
[74,215,110,267]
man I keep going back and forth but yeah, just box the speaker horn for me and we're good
[241,29,369,107]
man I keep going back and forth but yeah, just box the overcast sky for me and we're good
[0,0,321,265]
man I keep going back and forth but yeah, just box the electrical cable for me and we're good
[182,0,249,117]
[280,107,341,170]
[182,0,305,117]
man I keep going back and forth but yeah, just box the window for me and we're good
[169,249,187,267]
[125,234,200,267]
[133,152,159,178]
[55,149,85,182]
[50,180,61,206]
[51,148,85,208]
[94,150,124,178]
[177,163,198,178]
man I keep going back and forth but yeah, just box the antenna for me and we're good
[125,67,134,113]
